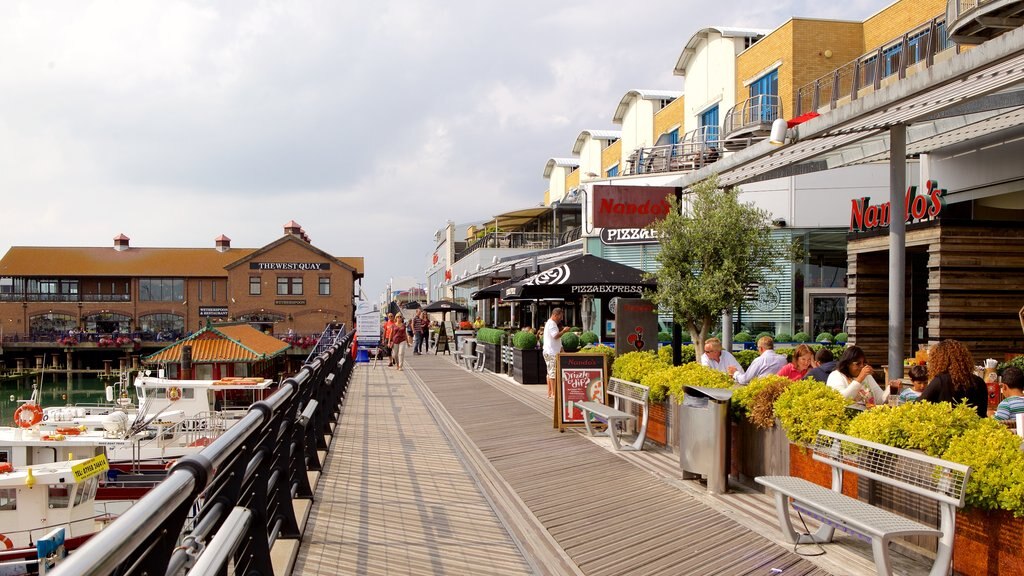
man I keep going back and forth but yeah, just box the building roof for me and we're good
[0,246,259,277]
[144,323,290,364]
[571,129,623,154]
[542,157,580,178]
[612,90,684,123]
[224,234,356,274]
[674,26,770,76]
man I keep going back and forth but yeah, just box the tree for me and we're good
[648,175,783,354]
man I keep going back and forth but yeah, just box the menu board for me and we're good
[554,353,608,430]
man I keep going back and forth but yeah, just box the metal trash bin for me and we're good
[677,385,733,494]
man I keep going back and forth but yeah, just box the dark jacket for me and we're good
[921,372,988,418]
[805,361,838,383]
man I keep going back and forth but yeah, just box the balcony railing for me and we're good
[948,0,1024,45]
[625,127,722,175]
[795,17,956,116]
[455,231,556,261]
[721,94,782,150]
[0,293,132,302]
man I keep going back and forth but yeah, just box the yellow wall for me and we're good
[653,96,685,140]
[602,140,621,175]
[736,21,795,119]
[565,169,580,195]
[790,20,865,97]
[863,0,945,50]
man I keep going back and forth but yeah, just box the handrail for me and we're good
[625,127,722,175]
[722,94,782,139]
[456,231,557,260]
[50,326,355,576]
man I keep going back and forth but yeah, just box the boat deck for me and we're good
[292,354,931,575]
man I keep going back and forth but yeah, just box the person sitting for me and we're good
[897,364,929,405]
[700,337,740,374]
[777,344,813,381]
[804,348,837,382]
[729,336,787,385]
[920,339,987,418]
[472,316,485,330]
[994,366,1024,422]
[827,345,887,406]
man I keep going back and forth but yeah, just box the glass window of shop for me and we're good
[792,230,848,336]
[249,276,261,295]
[139,313,184,340]
[139,278,184,302]
[84,312,132,334]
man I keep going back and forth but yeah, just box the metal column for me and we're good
[888,124,906,380]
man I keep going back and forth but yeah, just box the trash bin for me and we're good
[677,385,733,494]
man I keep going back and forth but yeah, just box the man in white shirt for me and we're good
[543,308,571,399]
[700,337,741,374]
[728,335,787,385]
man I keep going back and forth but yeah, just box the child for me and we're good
[994,366,1024,422]
[897,364,928,405]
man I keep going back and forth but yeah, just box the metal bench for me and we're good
[756,430,971,576]
[453,339,483,371]
[574,378,650,451]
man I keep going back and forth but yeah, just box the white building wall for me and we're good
[550,168,568,203]
[618,99,656,168]
[579,138,603,178]
[682,33,743,135]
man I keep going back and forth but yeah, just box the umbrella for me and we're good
[422,300,469,314]
[502,254,655,300]
[402,301,422,309]
[470,276,526,300]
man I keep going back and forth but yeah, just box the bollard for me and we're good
[104,360,112,375]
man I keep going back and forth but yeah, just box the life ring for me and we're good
[13,404,43,428]
[0,534,12,550]
[0,462,13,474]
[56,427,82,436]
[167,387,182,402]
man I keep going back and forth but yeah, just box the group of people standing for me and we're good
[701,335,1022,421]
[381,311,433,371]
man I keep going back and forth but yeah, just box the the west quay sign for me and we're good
[249,262,330,271]
[849,180,946,233]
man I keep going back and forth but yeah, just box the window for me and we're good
[138,314,184,339]
[701,106,720,145]
[749,70,779,122]
[197,281,203,302]
[277,276,303,296]
[139,278,185,302]
[212,281,217,301]
[606,165,619,178]
[882,43,902,77]
[319,277,331,296]
[0,488,14,511]
[249,276,261,295]
[602,138,618,149]
[48,485,70,509]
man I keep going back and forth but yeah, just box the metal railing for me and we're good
[51,326,355,576]
[722,94,782,144]
[795,17,955,116]
[947,0,1024,43]
[456,231,556,260]
[625,127,722,175]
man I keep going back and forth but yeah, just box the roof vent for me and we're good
[215,234,231,252]
[113,234,130,252]
[284,220,311,243]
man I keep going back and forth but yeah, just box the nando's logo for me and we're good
[849,180,946,233]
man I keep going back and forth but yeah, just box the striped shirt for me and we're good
[897,388,921,405]
[994,395,1024,421]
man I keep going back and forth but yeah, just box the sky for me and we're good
[0,0,886,302]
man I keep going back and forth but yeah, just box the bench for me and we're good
[756,430,971,576]
[453,339,484,371]
[574,378,650,451]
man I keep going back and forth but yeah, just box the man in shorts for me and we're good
[543,308,571,399]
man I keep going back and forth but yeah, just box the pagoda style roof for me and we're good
[144,323,290,364]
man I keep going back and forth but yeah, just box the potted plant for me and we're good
[561,331,581,353]
[775,332,792,343]
[475,327,504,373]
[833,332,849,345]
[579,331,599,346]
[612,351,671,444]
[729,375,793,486]
[792,331,810,343]
[815,332,833,344]
[511,330,544,384]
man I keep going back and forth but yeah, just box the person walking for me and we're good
[543,308,571,399]
[411,310,426,354]
[390,315,410,371]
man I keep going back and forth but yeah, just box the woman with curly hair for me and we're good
[920,339,987,417]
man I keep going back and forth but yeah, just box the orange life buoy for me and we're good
[56,427,81,436]
[0,462,13,474]
[167,387,182,401]
[0,534,12,549]
[13,404,43,428]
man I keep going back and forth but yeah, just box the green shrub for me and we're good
[734,331,752,342]
[738,374,793,428]
[834,332,849,344]
[774,380,851,445]
[793,331,810,343]
[815,332,833,343]
[639,365,676,403]
[943,419,1024,516]
[775,332,792,343]
[846,402,979,457]
[475,327,505,345]
[734,349,759,369]
[511,330,537,350]
[657,331,672,342]
[582,343,616,371]
[667,363,734,403]
[998,354,1024,375]
[561,332,581,353]
[611,351,669,384]
[756,331,773,341]
[579,331,599,345]
[657,344,696,365]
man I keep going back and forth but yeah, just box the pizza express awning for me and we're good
[502,254,655,300]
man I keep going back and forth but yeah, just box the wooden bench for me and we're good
[574,378,650,451]
[756,430,971,576]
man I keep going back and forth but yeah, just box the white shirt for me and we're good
[542,318,561,355]
[700,350,741,374]
[826,370,887,405]
[733,350,788,385]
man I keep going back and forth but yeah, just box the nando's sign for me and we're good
[849,180,946,233]
[592,185,679,229]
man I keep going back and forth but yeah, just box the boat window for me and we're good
[0,488,15,511]
[154,387,195,400]
[73,477,98,506]
[48,485,70,509]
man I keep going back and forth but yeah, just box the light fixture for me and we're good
[769,118,789,146]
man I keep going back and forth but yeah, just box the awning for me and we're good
[502,255,655,300]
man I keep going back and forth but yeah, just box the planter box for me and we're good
[954,508,1024,575]
[647,400,670,446]
[478,341,501,373]
[512,348,545,384]
[788,443,858,498]
[729,419,789,489]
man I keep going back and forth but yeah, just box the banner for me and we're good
[614,299,660,357]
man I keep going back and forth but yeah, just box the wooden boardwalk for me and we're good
[293,353,924,575]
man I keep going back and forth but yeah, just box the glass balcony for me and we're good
[721,94,782,150]
[948,0,1024,45]
[625,127,722,175]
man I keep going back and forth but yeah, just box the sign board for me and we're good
[600,227,663,245]
[849,180,946,232]
[592,185,679,229]
[356,308,381,345]
[249,262,329,271]
[198,306,229,317]
[554,353,608,430]
[71,454,109,482]
[614,298,659,357]
[275,299,306,306]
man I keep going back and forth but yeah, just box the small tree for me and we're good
[648,175,783,354]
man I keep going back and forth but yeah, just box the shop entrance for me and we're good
[803,288,846,340]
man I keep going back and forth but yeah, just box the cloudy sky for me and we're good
[0,0,885,302]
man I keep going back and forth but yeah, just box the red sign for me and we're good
[444,269,452,280]
[432,253,439,265]
[849,180,946,232]
[592,185,678,229]
[555,353,608,428]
